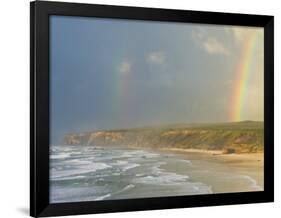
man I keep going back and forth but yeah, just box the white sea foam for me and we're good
[151,162,167,175]
[180,160,191,164]
[118,150,148,159]
[52,175,86,181]
[94,184,135,201]
[240,175,262,190]
[112,160,128,166]
[51,162,112,179]
[69,151,83,156]
[50,146,213,203]
[121,184,135,192]
[133,172,189,185]
[50,154,70,160]
[66,159,92,165]
[189,182,213,194]
[146,153,161,158]
[122,163,140,172]
[95,193,112,201]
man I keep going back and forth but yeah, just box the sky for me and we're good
[50,15,264,144]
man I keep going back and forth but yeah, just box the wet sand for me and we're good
[157,148,264,193]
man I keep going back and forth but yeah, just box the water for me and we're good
[50,145,212,203]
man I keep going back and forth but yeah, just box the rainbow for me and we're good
[229,32,259,121]
[112,58,133,125]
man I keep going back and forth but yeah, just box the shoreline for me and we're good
[158,147,223,155]
[154,147,264,193]
[123,145,264,193]
[125,145,264,161]
[157,147,264,162]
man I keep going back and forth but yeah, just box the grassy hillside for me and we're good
[64,121,264,153]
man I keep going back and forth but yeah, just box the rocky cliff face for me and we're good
[63,122,264,153]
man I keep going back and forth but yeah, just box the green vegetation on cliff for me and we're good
[64,121,264,153]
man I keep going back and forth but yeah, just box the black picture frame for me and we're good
[30,1,274,217]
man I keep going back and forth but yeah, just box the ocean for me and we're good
[50,145,262,203]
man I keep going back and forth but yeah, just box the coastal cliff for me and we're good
[64,121,264,153]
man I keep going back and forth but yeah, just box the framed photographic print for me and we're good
[30,1,274,217]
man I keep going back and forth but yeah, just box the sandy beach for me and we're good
[157,147,264,193]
